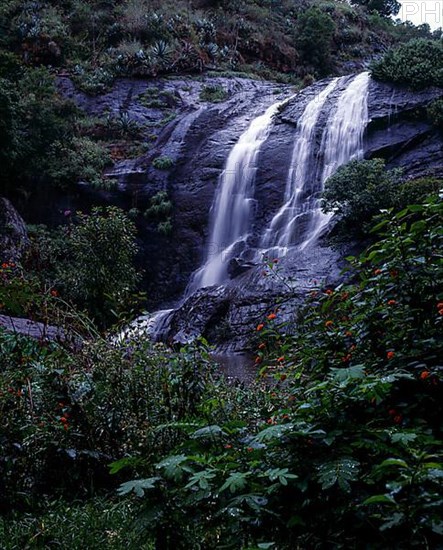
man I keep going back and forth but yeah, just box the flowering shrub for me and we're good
[117,193,442,548]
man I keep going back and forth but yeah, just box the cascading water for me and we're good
[187,97,292,293]
[143,71,372,343]
[260,78,340,252]
[300,71,371,250]
[262,71,371,254]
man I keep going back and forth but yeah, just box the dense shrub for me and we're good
[295,7,336,76]
[117,195,443,549]
[371,38,443,89]
[321,158,403,229]
[27,207,141,327]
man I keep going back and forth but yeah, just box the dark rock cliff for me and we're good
[6,74,442,350]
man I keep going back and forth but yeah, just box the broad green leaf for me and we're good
[317,458,360,492]
[219,472,250,494]
[156,455,190,481]
[363,494,396,505]
[118,477,160,497]
[192,425,226,439]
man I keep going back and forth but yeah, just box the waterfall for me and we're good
[187,96,291,292]
[300,71,370,250]
[262,71,370,254]
[261,78,340,252]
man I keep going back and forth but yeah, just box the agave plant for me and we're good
[149,40,174,70]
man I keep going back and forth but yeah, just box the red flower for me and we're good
[50,289,58,297]
[420,370,431,380]
[390,270,398,278]
[341,354,351,363]
[387,351,395,360]
[436,302,443,309]
[393,415,402,424]
[60,417,68,423]
[277,356,285,362]
[258,342,266,349]
[224,444,232,449]
[247,447,254,452]
[63,424,69,431]
[280,374,287,381]
[388,409,397,416]
[267,312,277,320]
[374,269,382,275]
[325,289,333,295]
[439,309,443,316]
[256,323,264,331]
[255,356,262,364]
[387,299,396,306]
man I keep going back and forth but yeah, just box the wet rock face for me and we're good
[365,81,443,178]
[0,198,29,263]
[9,74,442,350]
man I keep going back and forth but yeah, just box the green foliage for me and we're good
[321,158,403,229]
[0,498,149,550]
[427,98,443,129]
[199,83,228,102]
[350,0,401,17]
[371,39,443,89]
[152,156,174,170]
[295,8,336,76]
[47,137,112,189]
[28,207,141,327]
[115,194,443,548]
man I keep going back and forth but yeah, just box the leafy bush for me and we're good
[371,39,443,89]
[29,207,141,327]
[116,195,443,549]
[47,137,112,188]
[427,98,443,129]
[295,8,336,76]
[321,158,403,229]
[152,156,174,170]
[199,83,228,102]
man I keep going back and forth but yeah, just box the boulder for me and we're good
[0,198,29,263]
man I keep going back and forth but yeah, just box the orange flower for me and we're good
[345,330,353,337]
[374,269,382,275]
[256,323,264,331]
[258,342,266,350]
[325,289,333,295]
[277,356,285,362]
[341,292,349,300]
[387,300,396,306]
[420,370,431,380]
[255,356,262,364]
[325,320,333,328]
[267,312,277,320]
[280,374,287,381]
[387,351,395,360]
